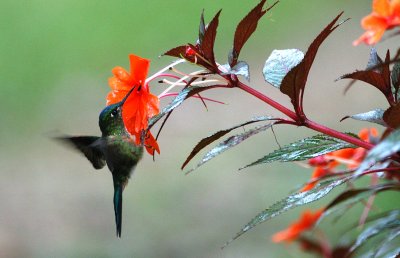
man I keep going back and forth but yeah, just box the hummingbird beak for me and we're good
[118,86,136,107]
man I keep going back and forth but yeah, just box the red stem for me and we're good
[305,120,374,150]
[237,81,374,150]
[237,81,298,121]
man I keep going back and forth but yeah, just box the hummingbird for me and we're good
[57,88,143,237]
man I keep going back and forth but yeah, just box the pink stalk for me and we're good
[237,81,298,121]
[236,81,374,150]
[148,73,188,84]
[315,230,332,258]
[358,173,379,227]
[159,92,225,105]
[305,120,374,150]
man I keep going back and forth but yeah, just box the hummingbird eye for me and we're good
[111,109,118,118]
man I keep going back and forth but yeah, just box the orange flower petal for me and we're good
[361,15,388,29]
[373,0,391,16]
[106,90,129,106]
[358,128,379,142]
[122,94,140,134]
[301,182,315,192]
[272,228,299,243]
[391,0,400,17]
[370,128,379,137]
[129,54,150,87]
[122,89,160,136]
[308,156,330,167]
[354,0,400,45]
[301,167,329,192]
[331,148,356,159]
[353,28,385,45]
[272,209,324,243]
[108,77,132,91]
[146,93,160,117]
[144,131,160,155]
[112,66,133,84]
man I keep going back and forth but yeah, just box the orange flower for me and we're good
[303,128,378,191]
[107,54,160,154]
[142,130,160,155]
[301,167,330,192]
[354,0,400,45]
[272,209,324,243]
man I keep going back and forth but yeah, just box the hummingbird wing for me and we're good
[56,136,106,169]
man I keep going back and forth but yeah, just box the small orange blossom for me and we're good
[272,209,324,243]
[354,0,400,45]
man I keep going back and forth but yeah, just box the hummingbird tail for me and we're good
[113,185,123,238]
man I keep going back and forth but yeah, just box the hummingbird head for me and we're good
[99,88,134,136]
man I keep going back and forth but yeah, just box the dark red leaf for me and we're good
[382,50,391,89]
[297,237,324,256]
[229,0,278,67]
[383,104,400,128]
[325,189,368,210]
[200,10,221,67]
[332,246,353,258]
[341,48,383,94]
[339,50,394,105]
[163,44,211,68]
[326,184,400,211]
[391,60,400,102]
[280,12,345,118]
[340,71,388,95]
[198,10,206,44]
[186,43,212,68]
[163,45,188,58]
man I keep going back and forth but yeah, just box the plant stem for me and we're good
[237,81,298,121]
[237,81,374,150]
[305,120,373,150]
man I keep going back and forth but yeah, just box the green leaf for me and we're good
[185,122,274,174]
[341,108,386,126]
[263,49,304,88]
[349,210,400,255]
[182,116,275,169]
[372,229,400,258]
[356,128,400,176]
[223,176,351,248]
[242,134,356,169]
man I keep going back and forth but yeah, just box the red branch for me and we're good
[236,81,374,150]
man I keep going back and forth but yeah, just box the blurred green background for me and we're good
[1,1,398,257]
